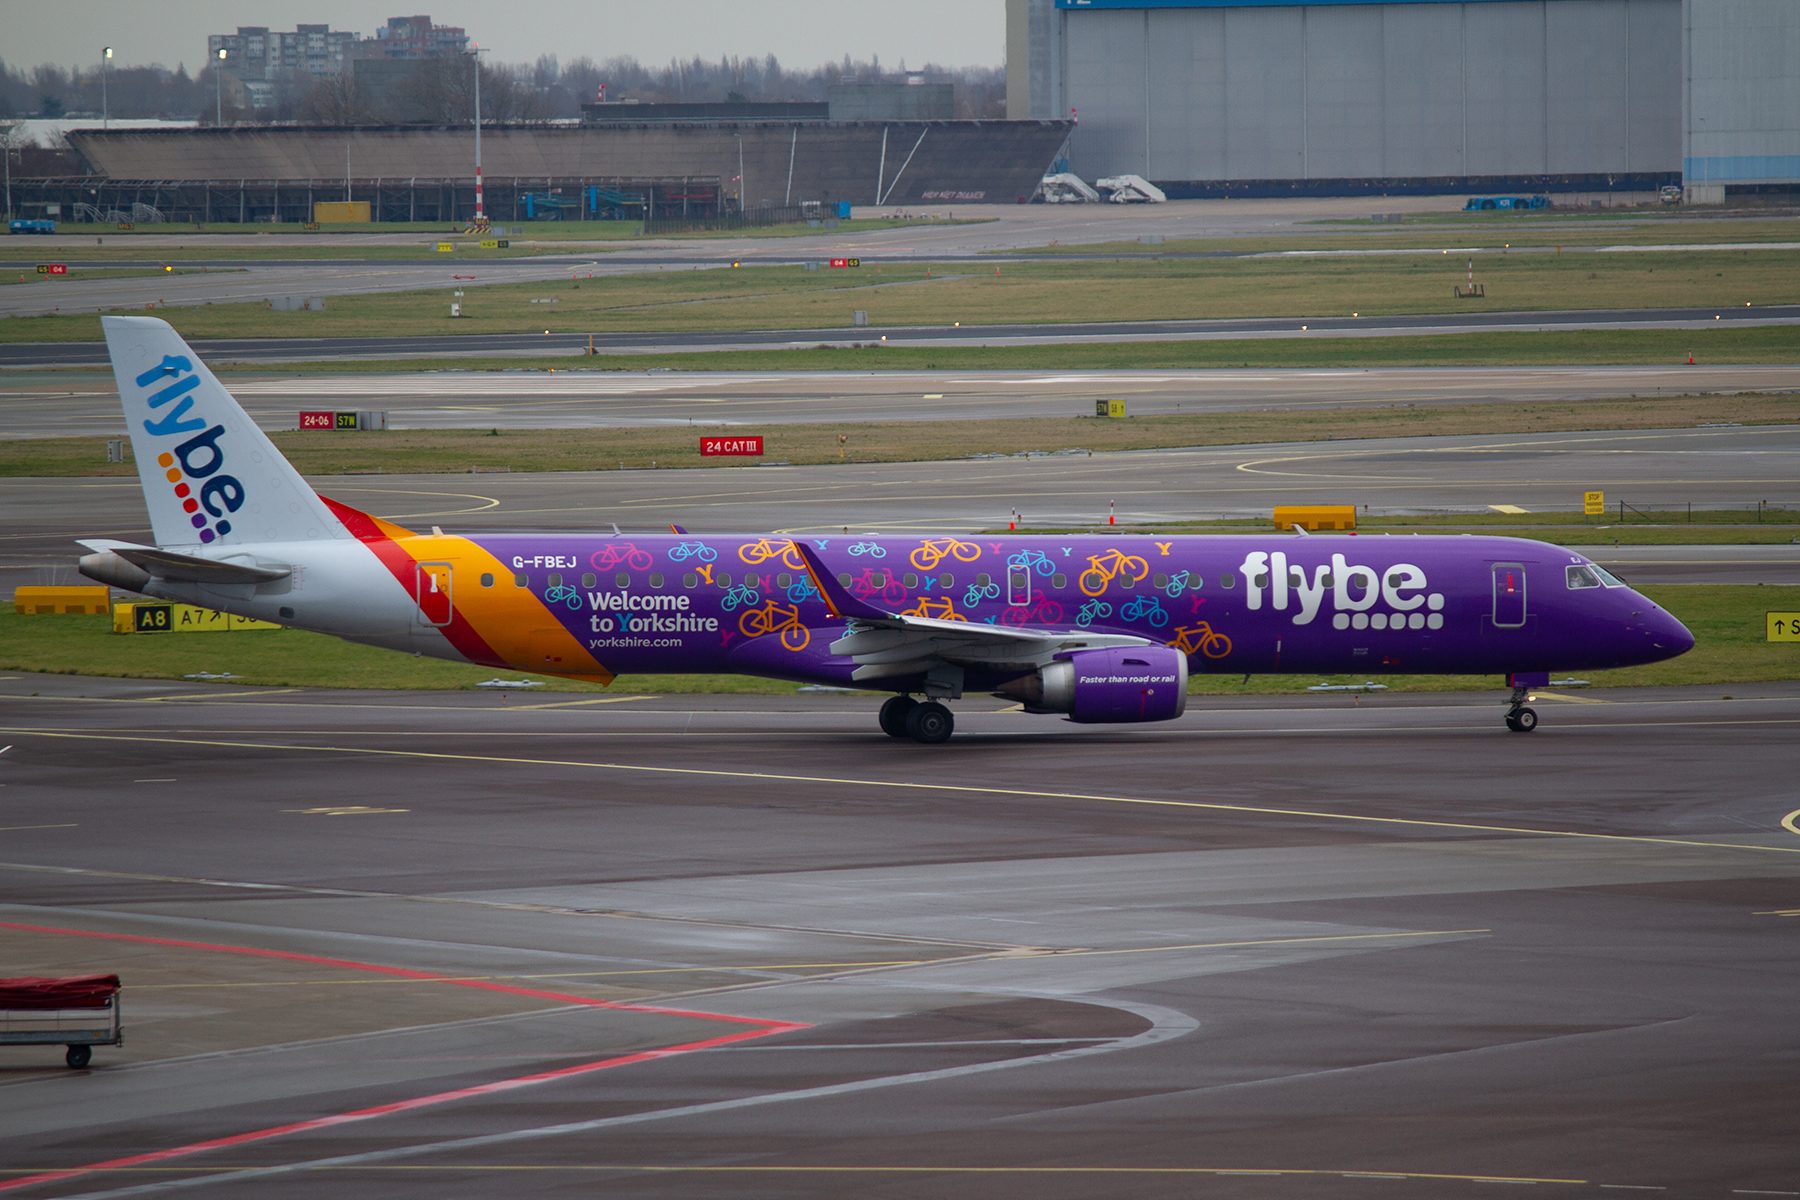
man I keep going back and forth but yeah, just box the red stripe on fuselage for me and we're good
[321,495,506,669]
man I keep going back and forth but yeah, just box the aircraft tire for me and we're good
[1510,706,1539,733]
[906,701,954,744]
[65,1044,91,1069]
[879,695,916,738]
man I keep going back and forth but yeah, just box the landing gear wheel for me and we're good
[905,701,954,744]
[878,695,917,738]
[1507,707,1538,733]
[65,1045,91,1069]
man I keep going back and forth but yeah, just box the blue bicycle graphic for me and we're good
[848,541,886,558]
[964,581,1000,606]
[721,584,761,612]
[543,585,582,611]
[1164,570,1192,598]
[1076,599,1113,627]
[787,577,821,604]
[668,541,717,563]
[1007,549,1056,577]
[1120,595,1169,627]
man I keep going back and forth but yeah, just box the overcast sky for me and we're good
[10,2,1006,74]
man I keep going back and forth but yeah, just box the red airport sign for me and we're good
[37,264,67,275]
[299,411,335,430]
[700,436,764,457]
[829,257,861,268]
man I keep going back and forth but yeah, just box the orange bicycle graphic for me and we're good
[1168,622,1233,660]
[902,596,969,622]
[909,538,982,572]
[1079,549,1150,596]
[740,600,810,651]
[737,538,807,571]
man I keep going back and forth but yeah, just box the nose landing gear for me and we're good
[878,694,955,744]
[1505,684,1539,733]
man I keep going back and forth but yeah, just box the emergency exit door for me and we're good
[416,562,453,626]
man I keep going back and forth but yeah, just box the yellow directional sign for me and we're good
[1768,612,1800,642]
[1584,490,1605,515]
[436,242,452,252]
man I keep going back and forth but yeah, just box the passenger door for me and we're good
[1491,564,1526,628]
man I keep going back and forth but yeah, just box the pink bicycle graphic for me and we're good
[848,568,909,606]
[1001,594,1064,627]
[590,543,653,571]
[740,601,810,651]
[738,538,807,571]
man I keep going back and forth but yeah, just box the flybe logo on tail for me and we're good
[136,354,244,545]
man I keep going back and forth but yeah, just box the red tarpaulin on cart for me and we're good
[0,975,121,1010]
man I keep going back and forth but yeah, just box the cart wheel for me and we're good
[65,1044,91,1069]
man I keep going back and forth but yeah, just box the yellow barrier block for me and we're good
[1274,505,1357,532]
[14,586,110,615]
[114,602,280,634]
[312,200,370,223]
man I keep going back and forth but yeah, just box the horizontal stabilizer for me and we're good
[77,539,289,585]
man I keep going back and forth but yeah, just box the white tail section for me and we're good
[102,316,347,549]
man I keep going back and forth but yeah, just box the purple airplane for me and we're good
[79,318,1695,742]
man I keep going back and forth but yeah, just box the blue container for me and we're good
[836,201,852,219]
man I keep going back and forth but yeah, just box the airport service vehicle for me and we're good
[1095,175,1167,204]
[8,219,57,234]
[1462,195,1550,211]
[78,317,1694,744]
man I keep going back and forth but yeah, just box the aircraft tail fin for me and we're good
[102,315,348,549]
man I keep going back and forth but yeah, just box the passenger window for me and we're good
[1566,565,1603,589]
[514,573,528,587]
[581,573,596,588]
[547,573,562,587]
[717,572,733,587]
[1253,573,1269,588]
[1154,573,1168,588]
[615,573,629,587]
[649,573,664,588]
[684,572,698,588]
[1188,574,1204,591]
[777,573,791,587]
[745,572,759,587]
[1289,569,1304,586]
[940,572,954,587]
[480,573,494,588]
[904,573,918,588]
[976,572,991,587]
[1220,573,1236,589]
[838,572,852,586]
[1052,573,1066,589]
[1321,572,1333,587]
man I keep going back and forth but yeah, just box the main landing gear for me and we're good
[879,695,955,744]
[1504,685,1539,734]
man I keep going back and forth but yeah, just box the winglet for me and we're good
[670,524,689,535]
[793,541,893,623]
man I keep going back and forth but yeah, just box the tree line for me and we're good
[1,52,1004,126]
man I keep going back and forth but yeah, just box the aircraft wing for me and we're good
[794,541,1151,684]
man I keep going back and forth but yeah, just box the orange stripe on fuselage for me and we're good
[320,497,613,685]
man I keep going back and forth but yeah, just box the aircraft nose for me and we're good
[1649,608,1696,658]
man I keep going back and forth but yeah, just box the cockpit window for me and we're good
[1591,564,1628,588]
[1566,565,1602,590]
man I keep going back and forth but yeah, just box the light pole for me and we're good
[468,45,488,229]
[102,47,111,130]
[215,47,226,126]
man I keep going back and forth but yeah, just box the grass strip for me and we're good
[1028,216,1800,253]
[9,249,1800,343]
[3,585,1792,695]
[9,392,1795,479]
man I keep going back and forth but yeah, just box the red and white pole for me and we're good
[1108,499,1115,526]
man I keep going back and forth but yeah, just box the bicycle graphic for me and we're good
[848,568,908,606]
[591,543,653,572]
[1119,595,1169,628]
[668,541,717,563]
[1168,622,1233,660]
[1164,570,1193,598]
[964,580,1000,607]
[1076,599,1113,627]
[787,576,821,604]
[1006,549,1056,577]
[1000,595,1064,627]
[1079,549,1150,597]
[740,601,810,652]
[738,538,807,571]
[848,541,886,558]
[910,538,982,572]
[543,584,583,611]
[903,596,968,622]
[721,583,761,612]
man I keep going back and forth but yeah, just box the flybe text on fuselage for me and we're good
[1238,550,1447,631]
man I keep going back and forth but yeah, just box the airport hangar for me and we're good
[1006,0,1800,203]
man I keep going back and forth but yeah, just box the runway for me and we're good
[2,675,1798,1197]
[5,364,1797,438]
[8,303,1800,368]
[7,425,1797,598]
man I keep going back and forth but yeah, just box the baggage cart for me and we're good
[0,975,122,1068]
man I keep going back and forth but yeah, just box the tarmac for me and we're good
[2,675,1798,1198]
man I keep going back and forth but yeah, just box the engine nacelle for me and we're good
[999,646,1188,724]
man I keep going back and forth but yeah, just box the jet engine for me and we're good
[997,645,1188,724]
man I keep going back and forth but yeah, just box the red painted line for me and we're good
[0,921,807,1193]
